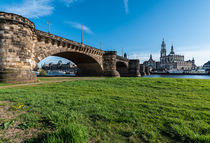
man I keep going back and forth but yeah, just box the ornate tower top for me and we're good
[160,39,166,57]
[161,39,166,49]
[192,57,195,64]
[150,54,152,60]
[170,44,175,55]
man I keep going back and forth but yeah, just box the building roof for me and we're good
[203,61,210,66]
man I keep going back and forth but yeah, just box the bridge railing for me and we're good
[35,30,104,53]
[0,11,35,28]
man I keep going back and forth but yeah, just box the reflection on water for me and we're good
[144,74,210,79]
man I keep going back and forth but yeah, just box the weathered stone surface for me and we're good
[128,60,141,77]
[140,64,146,76]
[0,69,36,83]
[145,67,151,75]
[103,51,120,77]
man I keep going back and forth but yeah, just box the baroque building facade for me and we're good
[144,40,196,71]
[42,61,77,72]
[203,61,210,73]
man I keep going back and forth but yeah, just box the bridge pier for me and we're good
[145,67,151,75]
[103,51,120,77]
[128,60,141,77]
[140,64,146,76]
[0,12,37,83]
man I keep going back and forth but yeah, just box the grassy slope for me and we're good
[0,78,209,143]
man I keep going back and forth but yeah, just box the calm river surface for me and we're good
[36,72,210,79]
[144,74,210,79]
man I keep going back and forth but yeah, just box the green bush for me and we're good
[39,70,47,76]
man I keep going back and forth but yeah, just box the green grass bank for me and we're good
[0,77,209,143]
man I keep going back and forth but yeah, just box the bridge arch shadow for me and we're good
[116,61,128,77]
[37,52,103,76]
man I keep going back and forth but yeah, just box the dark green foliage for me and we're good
[0,77,209,142]
[39,69,47,76]
[17,122,29,130]
[0,120,14,130]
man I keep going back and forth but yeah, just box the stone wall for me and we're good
[0,12,36,83]
[103,51,120,77]
[128,60,141,77]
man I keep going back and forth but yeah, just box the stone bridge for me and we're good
[0,12,145,83]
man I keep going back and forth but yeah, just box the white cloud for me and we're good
[66,21,93,34]
[123,0,129,14]
[61,0,78,7]
[4,0,54,18]
[177,45,210,66]
[129,52,160,64]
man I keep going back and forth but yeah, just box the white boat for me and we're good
[167,70,184,74]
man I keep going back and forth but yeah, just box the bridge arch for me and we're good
[34,30,105,76]
[36,50,103,76]
[116,61,128,77]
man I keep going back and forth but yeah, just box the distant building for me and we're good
[143,54,156,70]
[203,61,210,72]
[144,39,196,71]
[42,61,77,72]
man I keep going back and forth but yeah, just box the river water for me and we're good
[36,71,210,79]
[144,74,210,79]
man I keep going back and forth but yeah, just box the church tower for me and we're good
[150,54,153,60]
[160,39,166,57]
[170,44,175,55]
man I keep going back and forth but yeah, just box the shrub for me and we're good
[39,70,47,76]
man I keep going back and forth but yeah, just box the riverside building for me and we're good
[203,61,210,73]
[144,40,196,71]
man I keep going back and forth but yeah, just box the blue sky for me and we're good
[0,0,210,66]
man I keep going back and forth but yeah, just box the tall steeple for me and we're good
[192,57,195,64]
[161,39,166,49]
[150,54,152,60]
[160,39,166,57]
[170,44,175,55]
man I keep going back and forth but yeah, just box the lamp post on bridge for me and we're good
[81,24,83,44]
[100,42,102,50]
[47,21,51,34]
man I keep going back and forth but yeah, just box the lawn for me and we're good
[0,77,209,143]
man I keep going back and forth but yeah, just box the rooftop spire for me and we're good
[170,44,175,55]
[150,54,152,59]
[161,38,166,49]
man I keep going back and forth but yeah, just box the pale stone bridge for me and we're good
[0,12,147,83]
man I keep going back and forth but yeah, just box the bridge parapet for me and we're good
[35,30,104,56]
[0,11,35,29]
